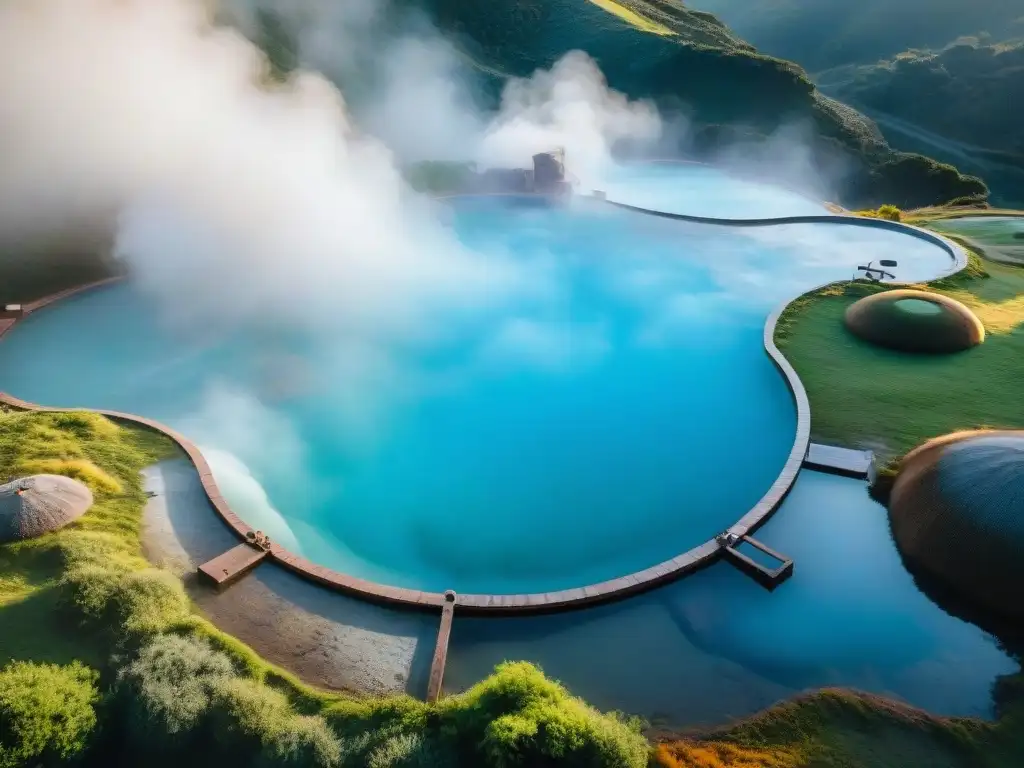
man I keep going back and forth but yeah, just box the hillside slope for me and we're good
[241,0,989,208]
[819,38,1024,206]
[688,0,1024,72]
[415,0,882,147]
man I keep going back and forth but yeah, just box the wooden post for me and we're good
[426,590,457,703]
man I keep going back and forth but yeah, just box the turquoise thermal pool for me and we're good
[0,166,957,595]
[595,162,830,218]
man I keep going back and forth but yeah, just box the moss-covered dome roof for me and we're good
[0,475,93,543]
[844,289,984,353]
[889,430,1024,621]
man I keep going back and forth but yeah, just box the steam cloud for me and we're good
[221,0,662,177]
[0,0,661,339]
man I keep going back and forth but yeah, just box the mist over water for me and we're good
[0,0,677,577]
[0,0,662,331]
[0,186,956,592]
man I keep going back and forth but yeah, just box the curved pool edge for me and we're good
[0,209,969,615]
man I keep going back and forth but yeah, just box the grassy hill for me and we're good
[688,0,1024,72]
[244,0,989,209]
[818,38,1024,207]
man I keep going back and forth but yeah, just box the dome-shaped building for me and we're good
[845,289,984,353]
[889,430,1024,622]
[0,475,94,543]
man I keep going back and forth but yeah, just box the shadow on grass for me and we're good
[0,584,107,670]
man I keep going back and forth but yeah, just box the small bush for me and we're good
[439,662,648,768]
[0,661,99,768]
[60,566,189,636]
[58,563,125,623]
[877,204,902,222]
[114,569,190,634]
[117,635,340,767]
[209,677,341,768]
[324,696,430,740]
[362,731,457,768]
[117,634,235,743]
[855,204,902,222]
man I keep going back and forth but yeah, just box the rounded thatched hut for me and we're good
[844,289,984,353]
[889,430,1024,622]
[0,475,94,543]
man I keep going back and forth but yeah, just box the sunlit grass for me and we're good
[585,0,676,35]
[654,686,1024,768]
[775,247,1024,459]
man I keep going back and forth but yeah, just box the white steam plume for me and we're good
[221,0,661,176]
[0,0,661,337]
[479,52,662,182]
[1,0,531,338]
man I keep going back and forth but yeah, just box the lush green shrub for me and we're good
[0,661,99,768]
[438,662,649,768]
[208,677,340,768]
[116,633,235,745]
[116,634,340,767]
[113,569,190,634]
[323,695,430,740]
[876,204,902,221]
[360,731,458,768]
[855,204,902,221]
[60,565,189,636]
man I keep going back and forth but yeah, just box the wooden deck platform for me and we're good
[197,543,269,588]
[426,591,457,703]
[804,443,874,479]
[722,535,793,590]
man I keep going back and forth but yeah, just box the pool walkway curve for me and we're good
[0,201,968,618]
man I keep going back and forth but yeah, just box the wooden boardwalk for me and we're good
[426,591,457,703]
[804,443,874,479]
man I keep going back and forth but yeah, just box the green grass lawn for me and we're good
[925,217,1024,265]
[929,218,1024,248]
[776,250,1024,461]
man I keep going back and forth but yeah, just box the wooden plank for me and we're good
[426,591,457,703]
[197,543,268,588]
